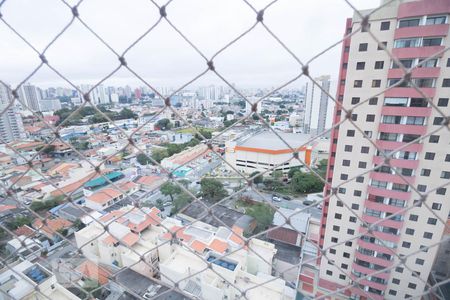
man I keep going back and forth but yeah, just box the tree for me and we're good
[30,197,63,212]
[151,148,169,164]
[6,216,32,230]
[245,203,274,233]
[200,178,228,202]
[156,118,172,130]
[250,171,263,185]
[291,171,324,194]
[160,182,181,202]
[272,170,283,181]
[118,108,137,119]
[171,192,193,214]
[73,219,85,231]
[136,153,152,165]
[223,119,237,128]
[38,144,56,155]
[288,167,301,178]
[195,129,212,140]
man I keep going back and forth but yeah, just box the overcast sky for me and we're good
[0,0,380,90]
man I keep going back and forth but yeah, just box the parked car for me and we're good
[282,195,291,200]
[303,200,313,206]
[272,195,281,202]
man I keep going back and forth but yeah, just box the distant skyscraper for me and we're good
[79,84,108,105]
[304,76,333,135]
[18,83,41,112]
[39,98,62,112]
[0,84,26,142]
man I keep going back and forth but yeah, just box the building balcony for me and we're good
[367,185,411,201]
[364,199,405,214]
[352,263,390,280]
[375,140,423,153]
[388,67,441,79]
[384,86,435,98]
[372,156,419,169]
[357,239,396,258]
[359,226,401,244]
[394,24,449,39]
[350,274,388,292]
[392,46,445,60]
[378,123,427,135]
[361,214,403,230]
[398,0,450,19]
[370,171,416,185]
[381,106,432,117]
[354,250,394,269]
[350,286,384,300]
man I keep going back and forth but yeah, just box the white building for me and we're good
[225,131,316,175]
[38,98,61,112]
[79,84,108,105]
[0,84,26,142]
[18,83,41,112]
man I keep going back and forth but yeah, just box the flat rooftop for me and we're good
[238,131,312,150]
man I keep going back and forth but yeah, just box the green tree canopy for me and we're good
[151,148,169,164]
[156,118,172,130]
[160,182,182,202]
[291,171,324,194]
[250,171,263,184]
[171,192,193,215]
[200,178,228,202]
[245,203,274,233]
[136,153,152,165]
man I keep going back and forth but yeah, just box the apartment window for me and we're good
[349,217,356,223]
[443,78,450,87]
[438,98,449,106]
[347,130,355,137]
[383,115,402,124]
[340,174,348,180]
[432,203,442,210]
[379,132,398,141]
[341,263,348,269]
[429,135,440,143]
[354,80,363,88]
[423,37,443,47]
[426,15,447,25]
[356,176,364,183]
[349,114,357,121]
[405,228,414,235]
[366,114,375,122]
[398,18,420,28]
[447,58,450,67]
[340,79,345,86]
[343,252,350,258]
[392,59,414,69]
[333,225,340,232]
[446,154,450,161]
[338,188,346,194]
[344,145,353,152]
[350,97,360,105]
[384,97,407,106]
[359,43,368,51]
[358,161,367,168]
[389,290,397,296]
[415,78,435,87]
[428,218,437,225]
[326,270,332,276]
[409,214,419,221]
[441,171,450,179]
[394,38,420,48]
[344,46,350,52]
[396,267,404,273]
[372,79,381,87]
[354,190,362,197]
[425,152,435,160]
[418,58,438,68]
[380,21,390,30]
[346,27,352,34]
[356,62,365,70]
[338,274,346,280]
[361,146,369,153]
[418,184,427,192]
[374,61,384,69]
[421,169,431,176]
[392,278,400,284]
[335,213,342,219]
[406,116,425,125]
[410,98,428,107]
[436,188,447,195]
[402,241,411,248]
[342,63,348,70]
[351,203,359,210]
[347,229,355,235]
[369,97,378,105]
[403,134,420,142]
[378,41,387,50]
[433,117,444,125]
[329,248,336,254]
[408,283,417,289]
[336,200,343,207]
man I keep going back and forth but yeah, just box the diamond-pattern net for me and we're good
[0,0,449,299]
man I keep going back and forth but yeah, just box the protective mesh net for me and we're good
[0,0,449,299]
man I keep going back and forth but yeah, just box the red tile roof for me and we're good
[76,260,111,285]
